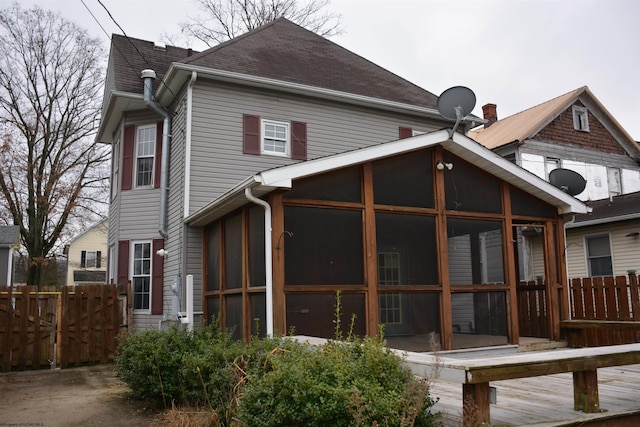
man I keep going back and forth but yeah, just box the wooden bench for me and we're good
[403,343,640,424]
[561,320,640,347]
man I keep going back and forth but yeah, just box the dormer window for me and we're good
[572,106,589,132]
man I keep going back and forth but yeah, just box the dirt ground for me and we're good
[0,364,160,426]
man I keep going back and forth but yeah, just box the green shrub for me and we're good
[237,336,440,427]
[115,320,440,426]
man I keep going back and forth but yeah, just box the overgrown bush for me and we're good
[238,336,440,426]
[115,315,440,426]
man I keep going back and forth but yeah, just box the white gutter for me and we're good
[244,187,274,337]
[142,69,170,238]
[184,71,197,218]
[159,64,470,124]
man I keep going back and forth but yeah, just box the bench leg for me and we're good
[463,382,490,425]
[573,369,601,412]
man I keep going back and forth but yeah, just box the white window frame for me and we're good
[131,240,152,312]
[111,138,120,199]
[135,124,156,188]
[261,119,289,157]
[572,106,589,132]
[585,234,613,277]
[108,245,115,285]
[607,167,621,196]
[545,157,561,180]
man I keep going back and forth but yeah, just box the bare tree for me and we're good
[0,4,109,287]
[173,0,343,48]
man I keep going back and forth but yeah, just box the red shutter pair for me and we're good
[243,114,307,160]
[117,239,164,315]
[121,123,163,191]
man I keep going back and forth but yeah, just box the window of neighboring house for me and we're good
[608,167,621,196]
[135,125,156,187]
[573,106,589,132]
[261,120,289,156]
[586,234,613,277]
[111,138,120,199]
[545,157,561,179]
[132,241,151,310]
[81,250,101,268]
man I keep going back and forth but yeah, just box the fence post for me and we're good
[629,271,639,320]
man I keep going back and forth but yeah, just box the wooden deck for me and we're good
[429,360,640,426]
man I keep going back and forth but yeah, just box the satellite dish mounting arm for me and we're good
[449,105,465,139]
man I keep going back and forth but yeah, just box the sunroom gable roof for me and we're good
[186,129,589,226]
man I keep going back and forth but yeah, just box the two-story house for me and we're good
[97,18,587,350]
[469,87,640,281]
[65,219,108,286]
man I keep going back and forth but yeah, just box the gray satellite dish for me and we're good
[437,86,476,138]
[549,168,587,196]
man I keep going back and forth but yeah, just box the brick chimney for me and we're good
[482,103,498,128]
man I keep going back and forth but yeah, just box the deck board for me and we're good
[429,364,640,426]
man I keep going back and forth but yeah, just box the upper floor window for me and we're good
[243,114,307,160]
[136,125,156,187]
[585,234,613,277]
[572,106,589,132]
[132,241,151,310]
[545,157,560,179]
[608,167,621,196]
[81,250,101,268]
[262,120,289,156]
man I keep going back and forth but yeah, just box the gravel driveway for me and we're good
[0,364,159,426]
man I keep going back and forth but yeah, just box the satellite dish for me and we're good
[437,86,476,138]
[549,169,587,196]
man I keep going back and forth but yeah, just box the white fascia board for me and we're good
[566,212,640,228]
[96,91,145,144]
[160,63,453,121]
[258,130,451,187]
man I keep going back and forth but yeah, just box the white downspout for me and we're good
[183,71,197,219]
[244,187,274,337]
[141,69,170,239]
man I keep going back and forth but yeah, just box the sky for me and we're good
[4,0,640,139]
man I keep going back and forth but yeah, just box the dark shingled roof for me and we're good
[574,191,640,224]
[111,34,197,94]
[111,18,438,109]
[0,226,19,247]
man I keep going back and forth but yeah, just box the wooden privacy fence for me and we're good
[517,279,549,338]
[562,272,640,347]
[0,285,121,372]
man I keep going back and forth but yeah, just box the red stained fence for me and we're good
[0,285,121,372]
[562,273,640,347]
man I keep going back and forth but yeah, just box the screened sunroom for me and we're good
[192,130,588,351]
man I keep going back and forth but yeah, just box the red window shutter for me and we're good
[291,121,307,160]
[117,240,129,288]
[122,125,135,190]
[399,127,413,139]
[151,238,165,315]
[154,121,163,189]
[243,114,260,155]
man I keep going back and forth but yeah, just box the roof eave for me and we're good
[567,212,640,228]
[158,63,457,123]
[186,130,589,227]
[95,91,145,144]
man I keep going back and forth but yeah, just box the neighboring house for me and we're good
[96,18,587,350]
[469,86,640,281]
[0,226,19,287]
[65,220,108,286]
[565,191,640,278]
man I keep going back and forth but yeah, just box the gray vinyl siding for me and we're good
[187,80,444,215]
[566,220,640,278]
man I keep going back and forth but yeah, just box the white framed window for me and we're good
[111,138,120,199]
[135,125,156,187]
[132,241,152,311]
[607,167,621,196]
[81,250,101,268]
[108,245,115,285]
[261,120,289,156]
[545,157,561,179]
[573,106,589,132]
[585,234,613,277]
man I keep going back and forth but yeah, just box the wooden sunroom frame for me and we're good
[188,129,589,349]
